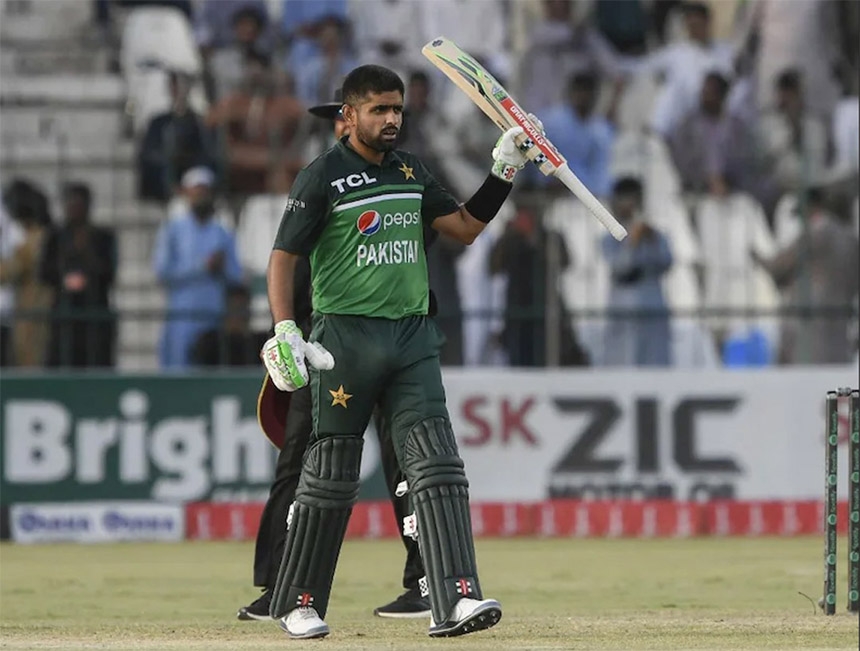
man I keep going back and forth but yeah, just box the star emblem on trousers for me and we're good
[398,162,415,180]
[329,385,352,408]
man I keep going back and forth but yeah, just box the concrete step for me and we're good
[0,0,93,43]
[0,162,138,210]
[117,225,159,264]
[117,313,161,353]
[0,42,110,75]
[0,137,134,165]
[117,350,159,371]
[0,105,127,142]
[1,74,124,107]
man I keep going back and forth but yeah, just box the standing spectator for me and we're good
[669,72,755,198]
[40,183,117,368]
[601,178,673,367]
[207,51,307,200]
[347,0,424,81]
[629,1,734,137]
[294,16,356,108]
[190,285,268,366]
[207,4,271,101]
[750,188,859,365]
[536,71,618,198]
[520,0,620,110]
[758,70,829,203]
[735,0,844,120]
[490,201,587,367]
[153,167,243,368]
[0,202,24,366]
[0,180,53,367]
[138,71,215,204]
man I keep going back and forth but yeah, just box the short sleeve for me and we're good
[417,159,459,224]
[273,164,330,255]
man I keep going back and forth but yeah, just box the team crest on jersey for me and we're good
[356,210,381,236]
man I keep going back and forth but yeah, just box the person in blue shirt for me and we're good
[152,167,243,368]
[534,71,616,198]
[601,177,673,367]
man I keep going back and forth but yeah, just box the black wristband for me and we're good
[463,173,513,224]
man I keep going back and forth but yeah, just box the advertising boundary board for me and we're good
[1,367,856,504]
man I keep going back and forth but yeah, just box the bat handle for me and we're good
[554,164,628,241]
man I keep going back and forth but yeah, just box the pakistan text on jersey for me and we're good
[356,240,420,267]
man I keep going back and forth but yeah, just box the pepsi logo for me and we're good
[356,210,381,236]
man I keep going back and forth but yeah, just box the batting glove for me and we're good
[491,113,545,181]
[262,320,335,392]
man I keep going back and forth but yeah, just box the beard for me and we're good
[356,122,398,152]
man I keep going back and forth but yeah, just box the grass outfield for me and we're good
[0,537,858,650]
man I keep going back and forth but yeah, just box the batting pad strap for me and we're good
[464,173,512,224]
[403,417,483,622]
[270,436,363,620]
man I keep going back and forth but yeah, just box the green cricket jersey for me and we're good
[274,137,459,319]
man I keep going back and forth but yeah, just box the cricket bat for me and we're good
[422,36,627,241]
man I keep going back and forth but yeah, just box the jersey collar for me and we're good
[336,135,402,169]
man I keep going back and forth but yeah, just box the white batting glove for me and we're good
[262,320,335,392]
[491,113,544,181]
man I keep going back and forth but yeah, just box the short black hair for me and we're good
[613,176,644,199]
[776,68,801,91]
[569,71,598,92]
[63,182,92,208]
[409,70,430,86]
[232,6,266,28]
[342,65,404,106]
[682,1,710,19]
[704,71,730,96]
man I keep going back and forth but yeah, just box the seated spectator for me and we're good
[190,285,268,366]
[138,71,215,204]
[536,71,617,198]
[630,1,734,137]
[153,167,243,368]
[750,187,859,365]
[758,70,829,200]
[280,0,350,74]
[194,0,271,53]
[294,16,356,108]
[0,180,53,367]
[490,200,588,367]
[207,4,271,101]
[601,178,673,367]
[669,72,755,198]
[207,51,307,199]
[39,183,117,368]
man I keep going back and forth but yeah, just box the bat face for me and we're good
[423,37,565,171]
[423,36,627,241]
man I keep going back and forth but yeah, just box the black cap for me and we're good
[308,88,343,120]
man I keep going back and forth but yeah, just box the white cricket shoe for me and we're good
[279,607,330,639]
[428,598,502,637]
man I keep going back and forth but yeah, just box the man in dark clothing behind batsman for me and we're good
[238,90,429,622]
[263,64,541,639]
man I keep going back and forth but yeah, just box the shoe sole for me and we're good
[279,618,330,639]
[237,609,271,621]
[373,608,432,619]
[428,603,502,638]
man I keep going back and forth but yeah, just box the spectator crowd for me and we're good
[1,0,858,370]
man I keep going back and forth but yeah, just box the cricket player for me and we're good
[263,64,538,639]
[239,91,429,621]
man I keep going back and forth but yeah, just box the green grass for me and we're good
[0,537,857,650]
